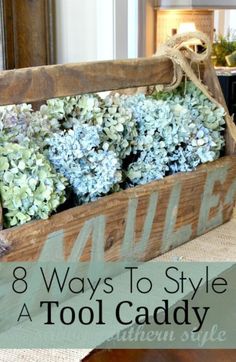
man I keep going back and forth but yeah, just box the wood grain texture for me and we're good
[0,58,173,105]
[1,0,56,69]
[0,58,235,263]
[0,156,236,262]
[84,349,236,362]
[1,0,15,69]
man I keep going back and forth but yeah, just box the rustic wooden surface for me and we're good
[0,57,235,262]
[1,0,15,69]
[84,349,236,362]
[0,156,236,262]
[0,58,173,105]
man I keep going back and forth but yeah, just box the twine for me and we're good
[154,31,216,102]
[153,31,236,152]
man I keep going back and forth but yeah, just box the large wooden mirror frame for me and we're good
[0,0,56,70]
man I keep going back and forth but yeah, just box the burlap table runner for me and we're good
[0,349,91,361]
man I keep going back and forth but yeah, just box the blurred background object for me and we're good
[1,0,55,69]
[0,0,236,66]
[0,0,235,118]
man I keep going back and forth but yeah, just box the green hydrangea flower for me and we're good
[41,93,137,159]
[0,103,60,151]
[0,143,68,227]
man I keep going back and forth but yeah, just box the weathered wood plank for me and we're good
[0,58,235,263]
[0,58,173,105]
[84,348,236,362]
[0,156,236,262]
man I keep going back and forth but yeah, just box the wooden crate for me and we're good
[0,57,235,261]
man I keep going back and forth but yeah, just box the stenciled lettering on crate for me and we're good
[0,157,236,262]
[0,45,235,262]
[37,161,236,262]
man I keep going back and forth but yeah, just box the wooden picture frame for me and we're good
[0,0,56,70]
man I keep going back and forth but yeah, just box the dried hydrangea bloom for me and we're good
[42,93,138,159]
[100,94,137,159]
[0,103,60,150]
[0,80,225,210]
[0,142,67,227]
[122,82,225,185]
[47,123,121,204]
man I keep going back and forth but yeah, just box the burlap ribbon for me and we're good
[152,31,236,154]
[124,31,226,109]
[154,31,212,94]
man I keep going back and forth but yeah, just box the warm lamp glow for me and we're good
[178,22,196,33]
[155,0,236,9]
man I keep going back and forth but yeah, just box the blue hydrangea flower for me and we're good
[42,93,137,159]
[121,81,225,185]
[47,124,121,203]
